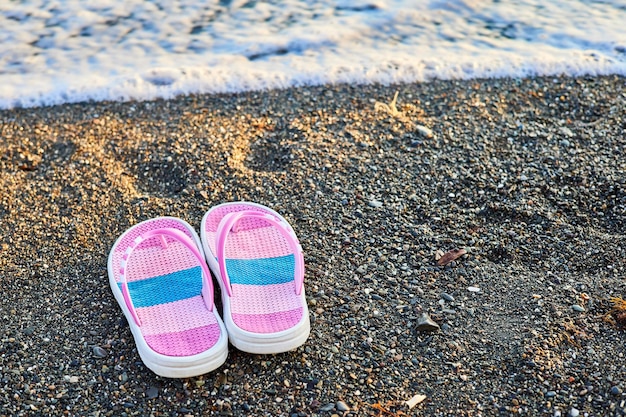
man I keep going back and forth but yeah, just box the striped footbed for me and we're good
[205,205,304,334]
[112,218,221,357]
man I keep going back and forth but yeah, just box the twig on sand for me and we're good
[374,91,436,139]
[374,91,401,117]
[369,401,406,416]
[436,248,467,266]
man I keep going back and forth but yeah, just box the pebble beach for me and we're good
[1,75,625,416]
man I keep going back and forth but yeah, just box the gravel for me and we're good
[1,75,625,416]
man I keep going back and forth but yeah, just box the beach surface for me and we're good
[1,75,625,416]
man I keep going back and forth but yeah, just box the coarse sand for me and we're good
[1,75,625,416]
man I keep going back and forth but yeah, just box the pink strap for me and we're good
[119,228,214,326]
[215,210,304,297]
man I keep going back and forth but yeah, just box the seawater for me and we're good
[1,0,625,109]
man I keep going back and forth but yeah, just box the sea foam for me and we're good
[1,0,625,109]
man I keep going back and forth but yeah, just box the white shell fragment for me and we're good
[416,125,434,138]
[406,394,427,409]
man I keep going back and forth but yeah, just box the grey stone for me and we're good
[416,125,434,138]
[146,386,159,399]
[92,346,108,358]
[336,400,350,411]
[441,292,455,302]
[416,313,440,332]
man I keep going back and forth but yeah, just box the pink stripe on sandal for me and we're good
[204,227,293,259]
[231,309,304,334]
[230,283,304,316]
[137,296,219,336]
[144,324,223,357]
[111,241,202,282]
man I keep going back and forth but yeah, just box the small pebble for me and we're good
[336,400,350,411]
[368,200,383,208]
[416,125,434,138]
[415,313,440,332]
[559,126,574,137]
[569,408,579,417]
[92,346,108,358]
[441,292,455,302]
[571,305,585,312]
[468,286,481,292]
[611,386,622,395]
[146,387,159,399]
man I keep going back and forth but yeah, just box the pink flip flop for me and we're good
[107,217,228,378]
[201,202,310,354]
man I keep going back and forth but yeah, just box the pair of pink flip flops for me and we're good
[107,202,310,378]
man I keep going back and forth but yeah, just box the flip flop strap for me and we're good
[119,227,214,326]
[215,210,304,297]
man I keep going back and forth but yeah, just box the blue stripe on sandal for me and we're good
[118,266,202,308]
[226,254,295,286]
